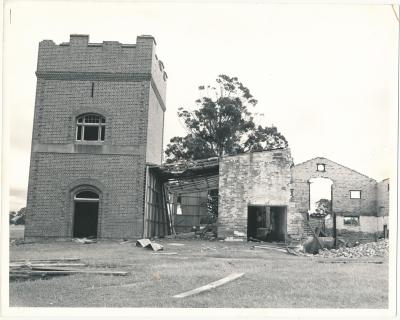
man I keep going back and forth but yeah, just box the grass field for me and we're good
[9,237,388,308]
[9,225,25,240]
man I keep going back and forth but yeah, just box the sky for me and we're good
[3,1,399,211]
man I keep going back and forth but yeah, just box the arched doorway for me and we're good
[73,190,99,238]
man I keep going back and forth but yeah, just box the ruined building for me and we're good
[25,34,168,240]
[25,35,389,243]
[158,150,389,243]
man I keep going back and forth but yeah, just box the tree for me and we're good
[315,199,332,215]
[165,75,288,162]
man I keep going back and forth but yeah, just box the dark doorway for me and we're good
[73,191,99,238]
[247,205,287,242]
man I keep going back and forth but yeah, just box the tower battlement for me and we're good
[37,34,167,102]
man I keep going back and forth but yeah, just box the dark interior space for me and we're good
[73,201,99,238]
[247,205,286,242]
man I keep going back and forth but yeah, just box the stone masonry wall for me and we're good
[218,149,293,239]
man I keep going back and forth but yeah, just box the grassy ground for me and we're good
[9,237,388,308]
[9,225,25,240]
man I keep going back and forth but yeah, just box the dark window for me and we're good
[84,126,99,140]
[388,184,389,192]
[91,82,95,97]
[343,216,360,226]
[101,126,105,141]
[76,114,105,142]
[75,191,99,199]
[350,190,361,199]
[316,163,325,172]
[76,126,82,140]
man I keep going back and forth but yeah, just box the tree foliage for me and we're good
[315,199,332,215]
[165,75,288,162]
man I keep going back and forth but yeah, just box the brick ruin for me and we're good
[24,35,390,243]
[217,151,389,243]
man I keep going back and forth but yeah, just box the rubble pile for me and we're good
[316,239,388,258]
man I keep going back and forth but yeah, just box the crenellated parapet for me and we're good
[36,34,167,108]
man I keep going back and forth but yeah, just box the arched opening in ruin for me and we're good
[73,190,100,238]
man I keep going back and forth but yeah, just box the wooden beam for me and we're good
[173,273,244,298]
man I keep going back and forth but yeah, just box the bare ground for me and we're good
[9,237,388,308]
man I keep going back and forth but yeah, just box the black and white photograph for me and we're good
[1,0,398,318]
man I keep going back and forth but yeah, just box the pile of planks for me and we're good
[10,258,128,281]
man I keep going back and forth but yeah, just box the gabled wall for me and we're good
[291,157,388,241]
[291,157,377,216]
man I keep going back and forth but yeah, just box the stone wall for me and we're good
[218,149,293,239]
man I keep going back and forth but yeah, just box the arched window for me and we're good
[74,191,100,201]
[76,114,105,142]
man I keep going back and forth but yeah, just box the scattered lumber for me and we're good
[10,258,128,281]
[10,262,87,268]
[316,260,384,264]
[252,245,287,253]
[11,258,81,262]
[120,240,135,245]
[29,268,128,276]
[152,252,178,255]
[173,272,244,298]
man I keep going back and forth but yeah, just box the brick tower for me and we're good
[25,34,167,239]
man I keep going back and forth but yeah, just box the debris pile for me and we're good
[316,239,389,258]
[10,258,128,281]
[73,237,96,244]
[136,239,164,251]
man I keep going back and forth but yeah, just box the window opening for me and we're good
[350,190,361,199]
[343,216,360,226]
[76,114,105,142]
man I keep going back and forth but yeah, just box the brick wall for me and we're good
[25,35,167,239]
[25,153,145,239]
[146,85,165,165]
[377,179,389,217]
[218,150,293,239]
[291,157,377,216]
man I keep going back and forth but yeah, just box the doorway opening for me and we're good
[247,205,287,242]
[73,190,99,238]
[309,177,333,216]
